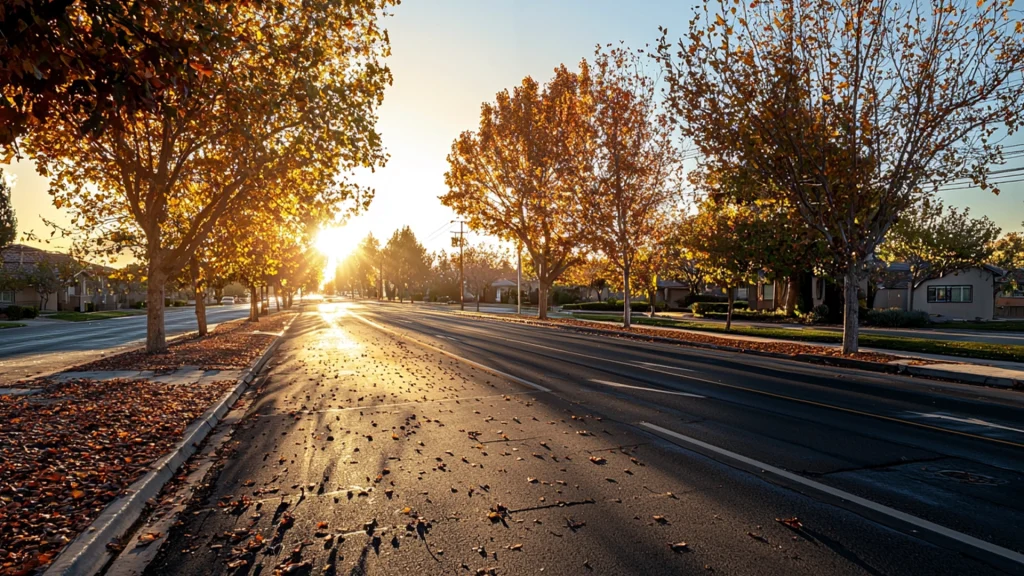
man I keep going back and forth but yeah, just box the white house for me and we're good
[873,265,1002,321]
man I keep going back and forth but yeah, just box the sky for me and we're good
[4,0,1024,263]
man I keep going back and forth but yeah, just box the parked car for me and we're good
[221,296,235,305]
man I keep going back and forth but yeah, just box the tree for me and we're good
[0,169,15,250]
[659,0,1024,352]
[29,257,61,310]
[564,254,614,302]
[28,0,394,352]
[463,244,512,312]
[992,230,1024,273]
[578,46,683,328]
[0,0,221,151]
[878,198,1000,309]
[683,195,761,330]
[443,65,590,319]
[383,227,429,303]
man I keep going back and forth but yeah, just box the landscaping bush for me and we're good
[864,307,930,328]
[691,301,749,315]
[682,293,729,307]
[21,306,38,319]
[411,292,424,302]
[85,302,95,312]
[132,301,146,309]
[3,305,24,320]
[562,300,667,312]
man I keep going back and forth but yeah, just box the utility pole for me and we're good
[516,243,522,315]
[451,220,466,311]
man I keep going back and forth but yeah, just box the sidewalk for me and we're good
[0,312,297,576]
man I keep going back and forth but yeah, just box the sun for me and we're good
[315,226,358,261]
[315,226,359,287]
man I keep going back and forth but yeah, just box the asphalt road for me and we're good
[0,304,253,383]
[143,301,1024,576]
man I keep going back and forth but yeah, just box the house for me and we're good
[872,264,1004,321]
[655,279,691,310]
[0,244,145,312]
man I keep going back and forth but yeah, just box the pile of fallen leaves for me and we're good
[0,378,234,575]
[73,313,296,372]
[461,313,903,364]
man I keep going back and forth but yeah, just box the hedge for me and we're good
[563,300,667,312]
[2,305,38,320]
[864,307,931,328]
[691,301,749,315]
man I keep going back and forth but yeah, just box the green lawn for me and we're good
[936,320,1024,332]
[575,314,1024,362]
[49,310,137,322]
[0,322,26,329]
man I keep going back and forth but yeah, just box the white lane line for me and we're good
[640,422,1024,567]
[911,412,1024,435]
[501,336,718,388]
[350,313,551,393]
[636,361,694,372]
[591,379,705,398]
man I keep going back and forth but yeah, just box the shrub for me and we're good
[864,307,930,328]
[3,305,24,320]
[682,293,729,307]
[562,300,667,312]
[691,301,749,315]
[411,292,424,302]
[807,304,830,324]
[21,306,38,319]
[132,301,146,309]
[85,302,95,312]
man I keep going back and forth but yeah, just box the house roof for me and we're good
[0,244,113,274]
[656,279,689,289]
[492,279,517,288]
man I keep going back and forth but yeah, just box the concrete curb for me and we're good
[44,314,298,576]
[455,312,1021,391]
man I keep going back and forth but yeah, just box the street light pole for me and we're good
[516,244,521,315]
[452,220,466,311]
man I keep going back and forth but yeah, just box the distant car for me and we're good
[221,296,235,305]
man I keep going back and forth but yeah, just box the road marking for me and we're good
[911,412,1024,435]
[591,379,705,398]
[492,338,1024,449]
[350,312,551,393]
[361,309,1024,450]
[640,422,1024,568]
[636,361,694,372]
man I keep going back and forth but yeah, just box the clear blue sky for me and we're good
[5,0,1023,261]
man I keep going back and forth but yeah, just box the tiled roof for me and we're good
[0,244,113,274]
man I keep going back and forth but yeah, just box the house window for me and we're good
[0,290,13,304]
[736,287,748,299]
[927,285,972,303]
[762,283,775,301]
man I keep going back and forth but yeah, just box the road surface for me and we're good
[143,301,1024,576]
[0,304,253,383]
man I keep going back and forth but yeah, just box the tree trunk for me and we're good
[726,286,735,330]
[145,263,167,353]
[648,287,657,318]
[785,273,799,317]
[476,285,481,312]
[538,282,549,320]
[249,283,259,322]
[907,280,915,311]
[274,284,281,311]
[191,258,207,336]
[842,265,860,354]
[622,265,632,329]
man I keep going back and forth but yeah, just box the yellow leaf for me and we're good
[821,94,832,101]
[715,14,726,26]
